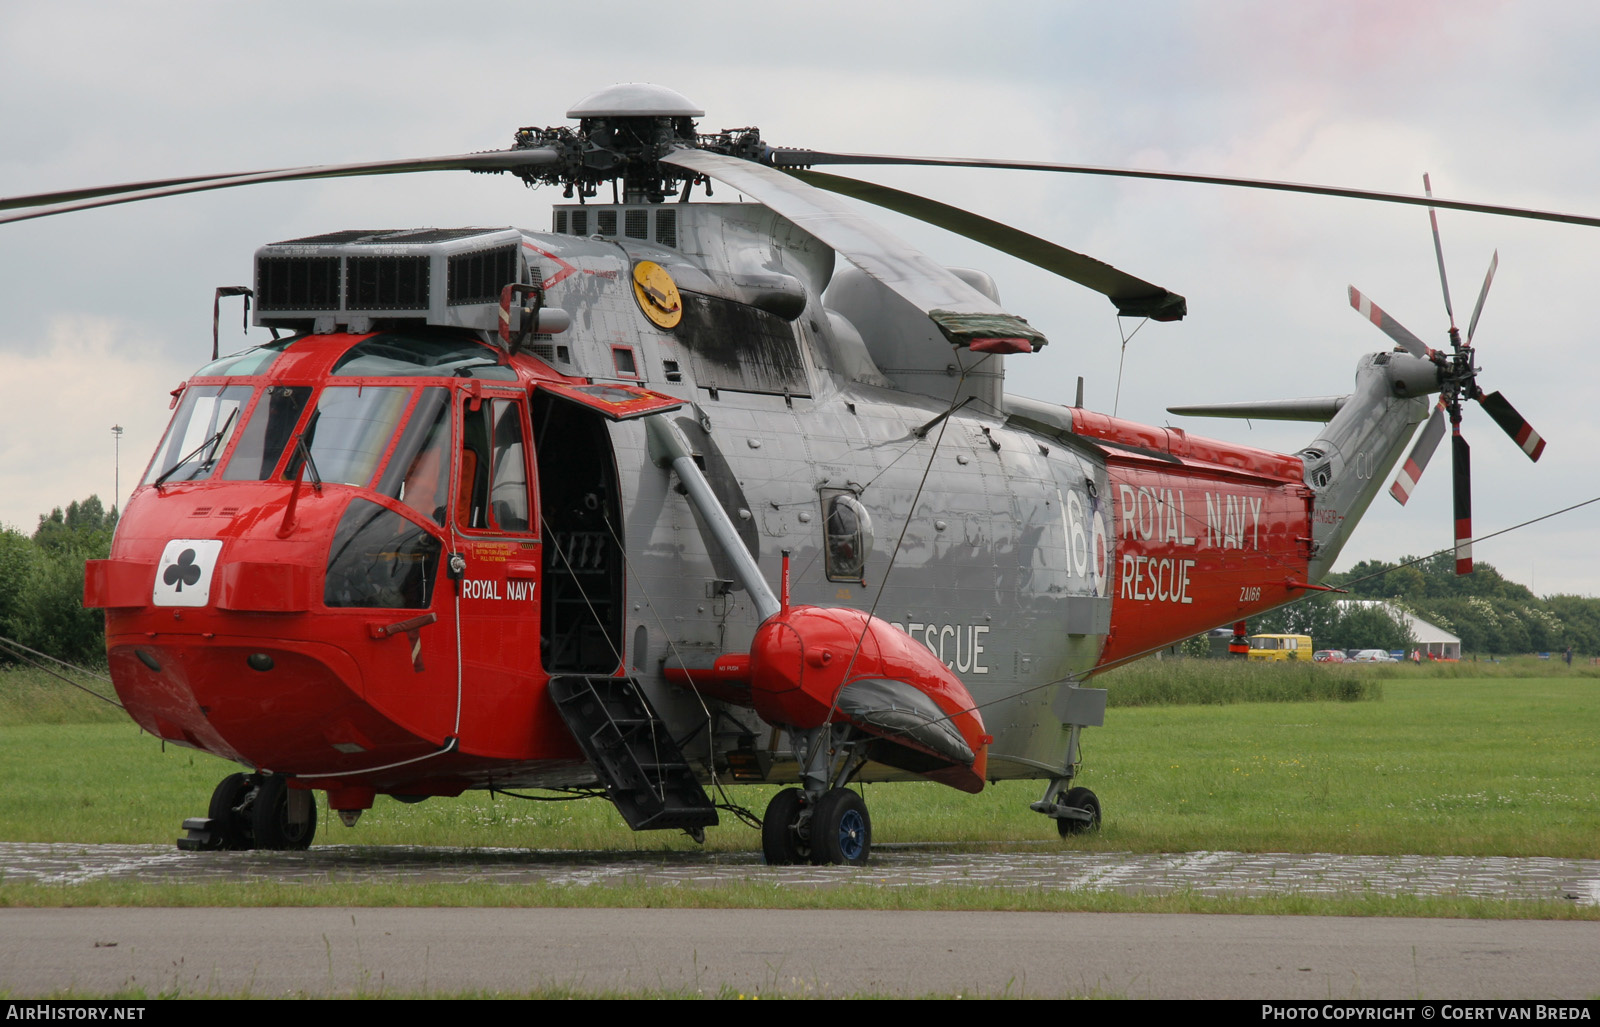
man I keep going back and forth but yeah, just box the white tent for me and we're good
[1338,601,1462,661]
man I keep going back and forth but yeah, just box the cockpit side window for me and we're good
[456,395,534,534]
[487,399,531,532]
[142,385,253,486]
[459,400,489,529]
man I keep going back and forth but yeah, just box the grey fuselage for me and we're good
[527,201,1111,781]
[516,200,1432,785]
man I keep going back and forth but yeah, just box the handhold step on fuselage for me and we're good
[548,675,718,832]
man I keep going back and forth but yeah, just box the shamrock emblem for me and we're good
[163,548,202,591]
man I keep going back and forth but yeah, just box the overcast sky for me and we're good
[2,0,1595,595]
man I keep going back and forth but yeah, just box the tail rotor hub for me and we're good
[1349,176,1546,574]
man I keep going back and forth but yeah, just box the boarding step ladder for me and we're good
[549,675,719,833]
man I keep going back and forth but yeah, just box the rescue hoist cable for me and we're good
[538,514,686,809]
[295,503,468,781]
[539,514,628,671]
[291,737,461,780]
[0,634,123,711]
[813,352,991,783]
[856,396,975,496]
[598,507,725,803]
[604,451,788,830]
[301,526,466,785]
[899,489,1600,732]
[596,477,783,829]
[595,504,674,809]
[1111,316,1149,419]
[448,519,464,739]
[1200,492,1600,644]
[488,786,607,803]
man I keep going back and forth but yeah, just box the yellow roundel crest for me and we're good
[632,261,682,329]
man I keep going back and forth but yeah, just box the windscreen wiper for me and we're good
[153,407,239,488]
[291,434,323,491]
[276,433,324,539]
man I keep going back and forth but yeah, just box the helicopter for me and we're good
[1,83,1565,864]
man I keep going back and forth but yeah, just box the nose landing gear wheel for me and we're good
[810,787,871,866]
[206,772,256,851]
[1055,786,1101,837]
[251,774,318,850]
[761,788,811,865]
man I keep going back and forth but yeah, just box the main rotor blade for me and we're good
[1390,400,1448,505]
[1453,428,1473,575]
[0,149,560,226]
[1423,174,1457,330]
[1465,250,1499,344]
[1,173,286,211]
[768,150,1600,229]
[664,147,1046,351]
[785,168,1185,321]
[1477,391,1547,461]
[1348,286,1433,359]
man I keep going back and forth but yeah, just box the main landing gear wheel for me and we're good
[810,787,871,866]
[206,772,255,851]
[251,774,317,850]
[761,788,812,865]
[1055,786,1101,837]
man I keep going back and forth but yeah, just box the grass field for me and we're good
[1,660,1595,859]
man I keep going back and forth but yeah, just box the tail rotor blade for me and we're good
[1424,174,1457,331]
[1478,390,1547,461]
[1465,250,1500,345]
[1453,428,1473,575]
[1389,400,1448,505]
[1348,287,1433,359]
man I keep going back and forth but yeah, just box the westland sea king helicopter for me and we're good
[1,84,1571,864]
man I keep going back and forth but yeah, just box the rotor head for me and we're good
[512,83,763,204]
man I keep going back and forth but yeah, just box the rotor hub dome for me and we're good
[567,83,704,120]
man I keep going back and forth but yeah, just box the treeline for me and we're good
[1248,551,1600,656]
[0,496,116,664]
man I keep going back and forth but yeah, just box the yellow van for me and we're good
[1247,634,1313,662]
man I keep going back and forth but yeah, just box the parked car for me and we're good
[1350,649,1398,663]
[1312,650,1346,663]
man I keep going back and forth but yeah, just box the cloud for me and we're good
[0,0,1595,593]
[0,315,190,531]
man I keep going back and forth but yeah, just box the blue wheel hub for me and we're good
[836,808,866,861]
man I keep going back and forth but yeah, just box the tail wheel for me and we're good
[206,773,256,851]
[1055,786,1101,837]
[251,774,317,850]
[761,788,811,865]
[810,787,871,866]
